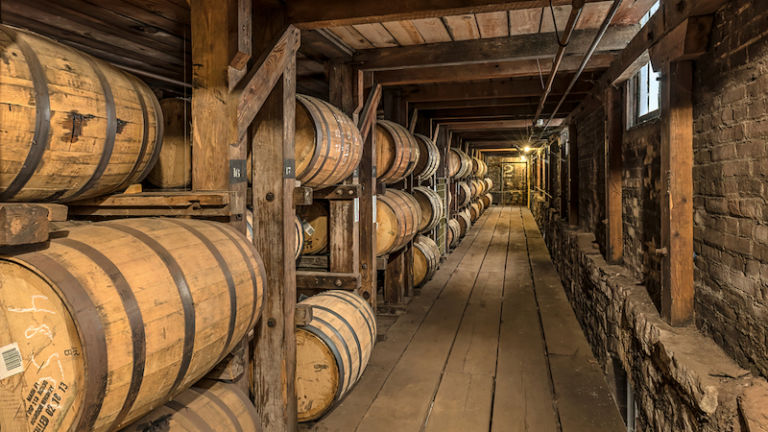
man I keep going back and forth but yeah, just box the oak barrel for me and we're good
[0,218,265,432]
[469,202,481,222]
[297,201,330,255]
[447,148,471,178]
[484,177,493,191]
[296,291,376,421]
[413,134,440,181]
[247,209,304,260]
[122,381,258,431]
[446,218,461,247]
[413,186,444,234]
[481,193,493,208]
[376,189,421,256]
[472,157,487,177]
[295,94,363,188]
[147,98,190,188]
[0,25,162,202]
[376,120,420,184]
[469,180,479,199]
[455,211,471,237]
[457,181,471,208]
[413,235,440,287]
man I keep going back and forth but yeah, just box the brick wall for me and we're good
[574,104,607,253]
[692,0,768,379]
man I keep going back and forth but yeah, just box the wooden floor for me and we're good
[302,207,625,432]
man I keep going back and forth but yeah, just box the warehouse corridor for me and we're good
[304,207,624,432]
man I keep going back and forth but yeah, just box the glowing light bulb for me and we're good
[523,146,531,153]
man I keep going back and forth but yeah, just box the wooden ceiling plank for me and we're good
[352,23,400,47]
[328,26,376,49]
[576,2,612,30]
[375,52,615,85]
[442,14,481,40]
[539,4,572,33]
[289,0,606,29]
[476,11,509,38]
[84,0,189,33]
[354,25,638,70]
[508,8,543,35]
[381,20,427,45]
[411,17,453,43]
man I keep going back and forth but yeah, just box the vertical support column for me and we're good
[358,80,380,309]
[660,61,694,326]
[605,85,624,263]
[250,49,298,431]
[561,135,568,217]
[568,122,580,226]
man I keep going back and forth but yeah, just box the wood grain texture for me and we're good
[147,98,191,188]
[376,189,422,256]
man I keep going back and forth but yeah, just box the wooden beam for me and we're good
[296,271,361,290]
[441,120,541,130]
[289,0,608,29]
[402,74,597,102]
[354,26,637,71]
[374,53,616,85]
[425,104,580,120]
[237,26,301,137]
[604,85,623,264]
[649,16,714,70]
[228,0,253,90]
[358,84,383,142]
[660,60,694,326]
[358,75,379,308]
[250,33,299,432]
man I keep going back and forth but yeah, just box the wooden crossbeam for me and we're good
[423,104,580,120]
[374,53,616,85]
[237,26,301,137]
[354,26,637,71]
[289,0,607,29]
[358,84,383,142]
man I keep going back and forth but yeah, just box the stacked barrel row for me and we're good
[0,25,273,431]
[445,147,494,248]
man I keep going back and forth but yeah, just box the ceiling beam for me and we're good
[289,0,608,29]
[354,25,637,70]
[375,53,616,85]
[422,103,580,119]
[402,73,599,102]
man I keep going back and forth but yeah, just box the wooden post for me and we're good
[384,249,407,306]
[250,38,299,432]
[605,85,624,263]
[560,135,568,217]
[660,61,694,326]
[568,122,579,226]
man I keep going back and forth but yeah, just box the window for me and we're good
[628,1,661,127]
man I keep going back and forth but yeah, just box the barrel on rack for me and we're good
[0,218,265,432]
[476,179,487,195]
[122,381,258,431]
[455,211,471,237]
[472,157,488,177]
[469,180,479,199]
[296,290,377,422]
[481,193,493,208]
[457,182,471,208]
[484,177,493,191]
[413,134,440,181]
[297,201,329,255]
[295,94,363,188]
[413,186,444,234]
[147,98,190,188]
[469,202,481,222]
[376,189,421,256]
[447,148,472,178]
[0,25,163,202]
[447,218,461,247]
[376,120,420,184]
[413,235,440,287]
[247,209,304,260]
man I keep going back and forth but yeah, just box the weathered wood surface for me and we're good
[604,85,623,263]
[0,204,66,246]
[147,98,191,189]
[68,191,230,217]
[296,271,361,290]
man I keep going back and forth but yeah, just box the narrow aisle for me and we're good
[305,207,624,432]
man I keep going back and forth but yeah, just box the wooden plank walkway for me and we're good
[302,207,624,432]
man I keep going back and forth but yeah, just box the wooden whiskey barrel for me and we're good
[295,94,363,189]
[0,218,265,432]
[376,120,420,184]
[413,235,440,287]
[0,25,163,202]
[472,157,487,177]
[147,98,190,188]
[446,218,461,247]
[413,186,444,234]
[456,211,471,237]
[447,148,472,178]
[296,291,376,421]
[469,202,481,222]
[122,381,258,431]
[457,182,471,208]
[413,134,440,181]
[469,180,479,199]
[481,193,493,208]
[484,177,493,191]
[376,189,421,256]
[297,201,329,255]
[247,209,304,260]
